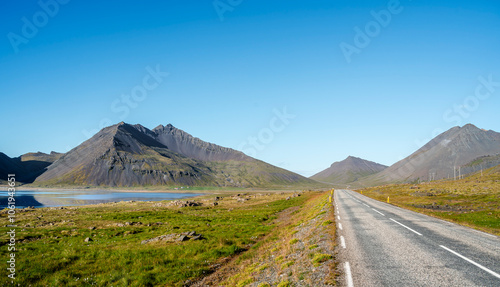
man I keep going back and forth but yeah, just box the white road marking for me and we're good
[339,223,343,230]
[440,245,500,279]
[338,215,341,220]
[363,203,369,207]
[341,236,346,248]
[371,208,385,216]
[389,218,423,236]
[345,262,354,287]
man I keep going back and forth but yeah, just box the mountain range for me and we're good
[2,122,499,188]
[0,151,62,183]
[361,124,500,185]
[30,122,315,188]
[311,124,500,187]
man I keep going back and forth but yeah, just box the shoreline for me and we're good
[0,185,311,194]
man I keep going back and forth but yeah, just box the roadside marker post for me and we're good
[387,197,390,203]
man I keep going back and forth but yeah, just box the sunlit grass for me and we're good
[356,166,500,235]
[0,192,308,286]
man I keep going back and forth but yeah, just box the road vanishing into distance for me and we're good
[334,189,500,287]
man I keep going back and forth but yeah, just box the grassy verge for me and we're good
[198,190,337,286]
[356,168,500,236]
[0,191,309,286]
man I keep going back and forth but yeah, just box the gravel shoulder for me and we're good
[193,191,338,287]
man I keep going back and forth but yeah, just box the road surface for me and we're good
[334,189,500,287]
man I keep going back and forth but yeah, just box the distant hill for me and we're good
[0,152,24,180]
[460,154,500,176]
[311,156,387,185]
[34,122,316,188]
[360,124,500,185]
[0,151,62,183]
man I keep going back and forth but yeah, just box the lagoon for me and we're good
[0,190,203,208]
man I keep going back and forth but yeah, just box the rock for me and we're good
[141,231,203,244]
[84,237,92,242]
[168,200,203,207]
[191,235,202,241]
[177,235,188,242]
[89,226,96,230]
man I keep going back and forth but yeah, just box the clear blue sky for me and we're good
[1,0,500,177]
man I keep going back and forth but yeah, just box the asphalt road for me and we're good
[334,189,500,287]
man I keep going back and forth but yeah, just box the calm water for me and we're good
[0,190,203,208]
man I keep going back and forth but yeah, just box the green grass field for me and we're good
[356,166,500,236]
[0,192,310,286]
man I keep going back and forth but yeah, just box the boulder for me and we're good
[141,231,204,244]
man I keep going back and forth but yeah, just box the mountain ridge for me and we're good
[358,124,500,185]
[0,151,62,183]
[33,122,316,188]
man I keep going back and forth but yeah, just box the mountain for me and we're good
[152,124,249,162]
[34,122,315,187]
[460,154,500,176]
[0,152,23,181]
[361,124,500,185]
[310,156,387,185]
[0,151,62,183]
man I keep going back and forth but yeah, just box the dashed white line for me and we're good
[344,262,354,287]
[338,215,341,220]
[339,223,343,230]
[340,236,346,248]
[440,245,500,279]
[371,208,385,216]
[389,218,423,236]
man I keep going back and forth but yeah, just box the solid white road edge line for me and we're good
[341,236,346,248]
[345,262,354,287]
[440,245,500,279]
[389,218,423,236]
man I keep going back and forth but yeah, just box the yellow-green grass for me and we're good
[0,192,309,286]
[221,190,337,286]
[356,167,500,236]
